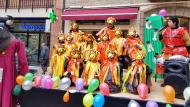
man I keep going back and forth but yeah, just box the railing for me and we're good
[0,0,53,9]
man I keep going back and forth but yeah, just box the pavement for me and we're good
[29,66,51,74]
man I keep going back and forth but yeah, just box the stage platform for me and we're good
[110,80,185,105]
[19,80,185,107]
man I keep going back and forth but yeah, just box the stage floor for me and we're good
[110,80,185,105]
[72,79,185,105]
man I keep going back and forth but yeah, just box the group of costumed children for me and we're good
[50,17,152,94]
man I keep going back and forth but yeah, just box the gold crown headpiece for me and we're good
[71,22,79,29]
[127,27,137,36]
[106,17,116,24]
[115,28,123,36]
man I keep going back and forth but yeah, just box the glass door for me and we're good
[14,32,50,66]
[28,34,40,65]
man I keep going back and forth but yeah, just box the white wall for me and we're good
[0,8,52,18]
[64,20,71,33]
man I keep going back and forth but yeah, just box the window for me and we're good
[76,19,130,25]
[179,17,189,32]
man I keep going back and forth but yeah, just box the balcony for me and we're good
[0,0,53,11]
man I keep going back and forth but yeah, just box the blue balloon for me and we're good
[93,94,105,107]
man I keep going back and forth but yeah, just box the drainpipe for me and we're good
[62,0,65,32]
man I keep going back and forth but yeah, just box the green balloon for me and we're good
[88,78,99,93]
[12,85,21,96]
[166,104,172,107]
[24,73,34,81]
[49,10,56,23]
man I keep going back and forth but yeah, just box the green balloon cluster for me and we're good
[12,85,21,96]
[49,10,57,23]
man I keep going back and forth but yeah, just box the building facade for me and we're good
[0,0,53,65]
[58,0,190,39]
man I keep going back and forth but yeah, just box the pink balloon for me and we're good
[41,75,51,88]
[159,9,168,17]
[34,75,42,87]
[99,83,110,96]
[44,78,54,89]
[137,83,148,99]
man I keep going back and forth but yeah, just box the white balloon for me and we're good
[128,100,140,107]
[151,14,157,16]
[58,77,71,90]
[183,87,190,101]
[22,80,33,91]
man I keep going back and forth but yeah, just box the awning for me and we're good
[62,8,139,20]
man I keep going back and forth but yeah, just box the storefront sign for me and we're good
[20,24,45,31]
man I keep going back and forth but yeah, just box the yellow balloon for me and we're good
[52,77,60,88]
[83,93,94,107]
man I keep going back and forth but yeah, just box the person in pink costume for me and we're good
[0,16,29,107]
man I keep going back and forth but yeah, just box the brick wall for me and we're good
[63,0,190,40]
[50,0,63,50]
[139,2,190,39]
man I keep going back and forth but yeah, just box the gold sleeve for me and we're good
[183,31,190,46]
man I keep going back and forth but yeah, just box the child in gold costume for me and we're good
[98,33,111,63]
[96,17,117,41]
[111,28,125,57]
[82,33,98,61]
[122,27,152,94]
[67,45,83,83]
[81,49,100,86]
[99,44,121,93]
[50,46,69,78]
[69,22,84,43]
[64,33,76,58]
